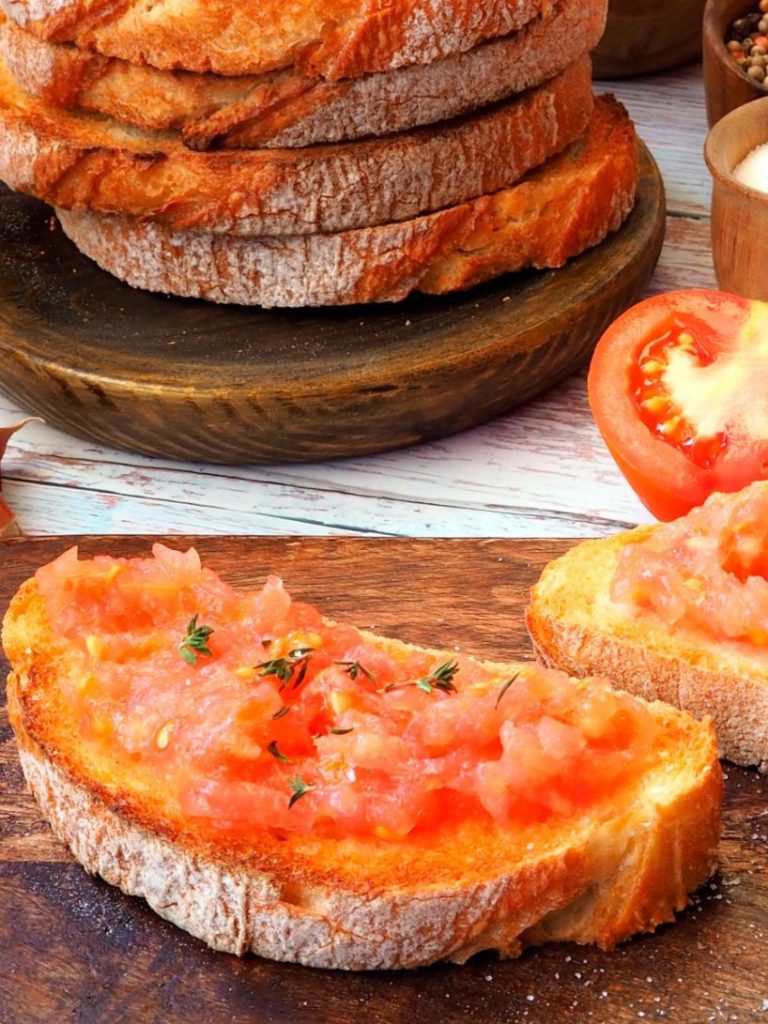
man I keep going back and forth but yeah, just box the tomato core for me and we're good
[630,320,727,469]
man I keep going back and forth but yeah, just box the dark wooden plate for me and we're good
[1,536,766,1024]
[0,146,664,464]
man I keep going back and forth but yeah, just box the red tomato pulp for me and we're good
[34,545,659,842]
[588,290,768,520]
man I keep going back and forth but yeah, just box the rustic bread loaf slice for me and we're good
[56,95,638,307]
[2,547,722,969]
[527,488,768,770]
[0,0,606,149]
[0,0,557,77]
[0,52,593,236]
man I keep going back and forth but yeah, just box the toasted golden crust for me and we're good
[1,0,555,77]
[3,565,722,969]
[0,0,606,149]
[0,51,592,235]
[54,96,639,307]
[527,529,768,771]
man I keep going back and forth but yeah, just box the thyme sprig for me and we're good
[179,614,214,665]
[384,659,459,695]
[256,647,314,690]
[335,660,376,683]
[287,775,315,809]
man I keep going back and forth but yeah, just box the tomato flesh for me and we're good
[589,289,768,520]
[35,545,660,842]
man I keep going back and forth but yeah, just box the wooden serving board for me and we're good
[1,536,766,1024]
[0,144,664,465]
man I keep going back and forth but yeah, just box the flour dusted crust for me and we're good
[0,0,557,77]
[0,0,606,149]
[3,571,722,969]
[55,96,639,307]
[527,528,768,770]
[0,52,592,235]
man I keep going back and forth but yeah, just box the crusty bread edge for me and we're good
[526,530,768,771]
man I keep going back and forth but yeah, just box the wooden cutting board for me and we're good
[1,536,766,1024]
[0,143,664,464]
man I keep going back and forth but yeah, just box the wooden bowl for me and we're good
[705,95,768,297]
[592,0,706,78]
[703,0,768,125]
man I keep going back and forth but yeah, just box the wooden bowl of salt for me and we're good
[705,95,768,298]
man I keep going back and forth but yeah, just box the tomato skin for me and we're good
[587,289,768,520]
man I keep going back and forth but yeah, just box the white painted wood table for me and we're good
[0,63,714,540]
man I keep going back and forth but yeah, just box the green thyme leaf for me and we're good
[178,613,214,666]
[267,740,290,763]
[417,660,459,694]
[335,660,376,683]
[287,775,315,809]
[495,672,520,708]
[272,705,291,720]
[329,727,354,735]
[256,647,314,690]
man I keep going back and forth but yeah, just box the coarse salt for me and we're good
[733,142,768,192]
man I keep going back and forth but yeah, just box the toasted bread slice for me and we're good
[0,0,606,149]
[3,547,721,970]
[55,95,639,307]
[1,0,555,77]
[527,493,768,770]
[0,51,592,235]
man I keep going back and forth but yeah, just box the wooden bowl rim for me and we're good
[705,94,768,193]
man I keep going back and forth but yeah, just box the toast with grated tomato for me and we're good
[3,545,721,970]
[527,484,768,771]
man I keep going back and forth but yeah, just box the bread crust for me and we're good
[3,571,722,969]
[0,52,593,235]
[1,0,556,77]
[527,529,768,770]
[0,0,606,149]
[54,95,639,307]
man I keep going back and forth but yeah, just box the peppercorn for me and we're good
[725,3,768,89]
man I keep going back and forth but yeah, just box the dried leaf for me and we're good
[0,418,41,538]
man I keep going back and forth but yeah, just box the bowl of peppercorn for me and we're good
[704,0,768,124]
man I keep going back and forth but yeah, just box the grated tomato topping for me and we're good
[612,482,768,645]
[37,545,659,840]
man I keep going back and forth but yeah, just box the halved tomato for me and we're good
[588,289,768,520]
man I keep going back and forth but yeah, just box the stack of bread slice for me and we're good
[0,0,641,307]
